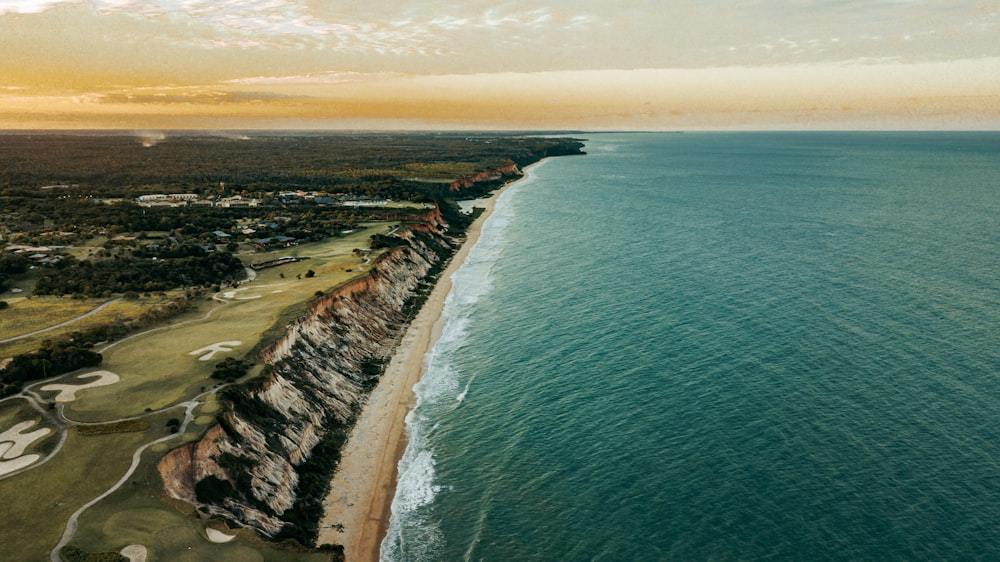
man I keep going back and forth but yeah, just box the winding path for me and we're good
[0,288,246,558]
[49,400,201,561]
[0,376,225,559]
[0,298,121,345]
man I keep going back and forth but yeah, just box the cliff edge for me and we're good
[158,209,455,545]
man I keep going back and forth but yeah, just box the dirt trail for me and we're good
[0,299,121,345]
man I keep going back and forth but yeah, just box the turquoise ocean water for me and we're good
[381,133,1000,561]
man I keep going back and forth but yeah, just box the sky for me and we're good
[1,0,999,130]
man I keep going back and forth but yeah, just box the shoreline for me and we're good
[317,161,543,561]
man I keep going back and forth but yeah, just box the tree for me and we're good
[211,357,252,382]
[0,344,103,398]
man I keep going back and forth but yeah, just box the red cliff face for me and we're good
[448,164,521,192]
[157,216,454,540]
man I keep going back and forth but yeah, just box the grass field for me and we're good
[1,225,394,560]
[0,298,98,340]
[59,225,391,421]
[0,294,184,357]
[0,421,158,560]
[69,455,329,562]
[2,359,314,561]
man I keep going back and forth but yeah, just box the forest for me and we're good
[0,132,584,297]
[32,252,247,297]
[0,132,583,197]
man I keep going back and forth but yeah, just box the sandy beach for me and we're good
[316,166,534,561]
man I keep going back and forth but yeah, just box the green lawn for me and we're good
[57,226,392,421]
[0,425,157,560]
[69,458,329,562]
[0,294,183,358]
[2,227,393,560]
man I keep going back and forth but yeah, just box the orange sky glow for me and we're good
[2,1,999,130]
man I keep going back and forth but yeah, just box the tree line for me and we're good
[0,341,103,398]
[0,133,584,198]
[33,252,246,297]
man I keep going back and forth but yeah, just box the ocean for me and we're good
[381,132,1000,561]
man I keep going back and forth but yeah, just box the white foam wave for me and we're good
[392,433,439,513]
[381,161,537,561]
[456,379,472,403]
[381,409,443,560]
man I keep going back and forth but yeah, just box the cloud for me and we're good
[96,90,302,104]
[1,0,367,48]
[2,0,596,56]
[0,0,80,14]
[3,0,996,78]
[224,71,399,85]
[481,7,551,28]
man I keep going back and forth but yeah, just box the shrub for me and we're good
[60,546,127,562]
[211,357,252,382]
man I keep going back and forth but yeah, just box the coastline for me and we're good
[317,161,542,561]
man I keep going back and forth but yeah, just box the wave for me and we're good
[390,133,1000,560]
[380,168,533,561]
[455,379,472,403]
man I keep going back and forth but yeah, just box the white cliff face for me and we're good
[158,216,452,540]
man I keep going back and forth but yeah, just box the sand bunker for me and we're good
[120,544,147,562]
[0,421,51,458]
[206,527,236,543]
[40,371,120,402]
[0,420,52,476]
[189,341,242,361]
[0,454,41,477]
[222,288,262,300]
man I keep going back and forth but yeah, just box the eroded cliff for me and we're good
[448,163,521,192]
[158,210,455,543]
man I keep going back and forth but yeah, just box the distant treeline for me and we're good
[2,196,369,240]
[0,133,584,197]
